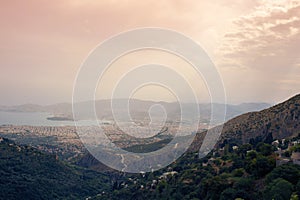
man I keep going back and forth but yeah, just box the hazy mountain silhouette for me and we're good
[0,99,271,124]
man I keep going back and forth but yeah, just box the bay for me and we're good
[0,111,97,126]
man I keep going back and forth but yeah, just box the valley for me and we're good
[0,94,299,199]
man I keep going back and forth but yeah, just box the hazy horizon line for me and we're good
[0,97,274,107]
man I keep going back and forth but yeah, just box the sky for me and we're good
[0,0,300,105]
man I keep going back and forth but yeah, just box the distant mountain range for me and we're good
[0,99,271,124]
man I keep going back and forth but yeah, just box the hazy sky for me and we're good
[1,0,300,105]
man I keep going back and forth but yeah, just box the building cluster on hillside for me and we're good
[272,139,300,166]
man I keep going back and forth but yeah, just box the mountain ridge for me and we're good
[189,94,300,152]
[0,99,271,124]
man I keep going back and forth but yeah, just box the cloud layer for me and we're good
[0,0,299,104]
[217,0,300,103]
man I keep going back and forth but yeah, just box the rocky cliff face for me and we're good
[190,94,300,152]
[221,94,300,143]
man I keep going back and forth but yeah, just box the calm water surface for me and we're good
[0,111,97,126]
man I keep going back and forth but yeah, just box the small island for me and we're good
[46,116,74,121]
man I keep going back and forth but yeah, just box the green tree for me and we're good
[256,143,273,156]
[296,180,300,196]
[264,178,293,200]
[220,188,238,200]
[266,164,300,185]
[246,155,275,177]
[220,188,250,200]
[233,178,253,191]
